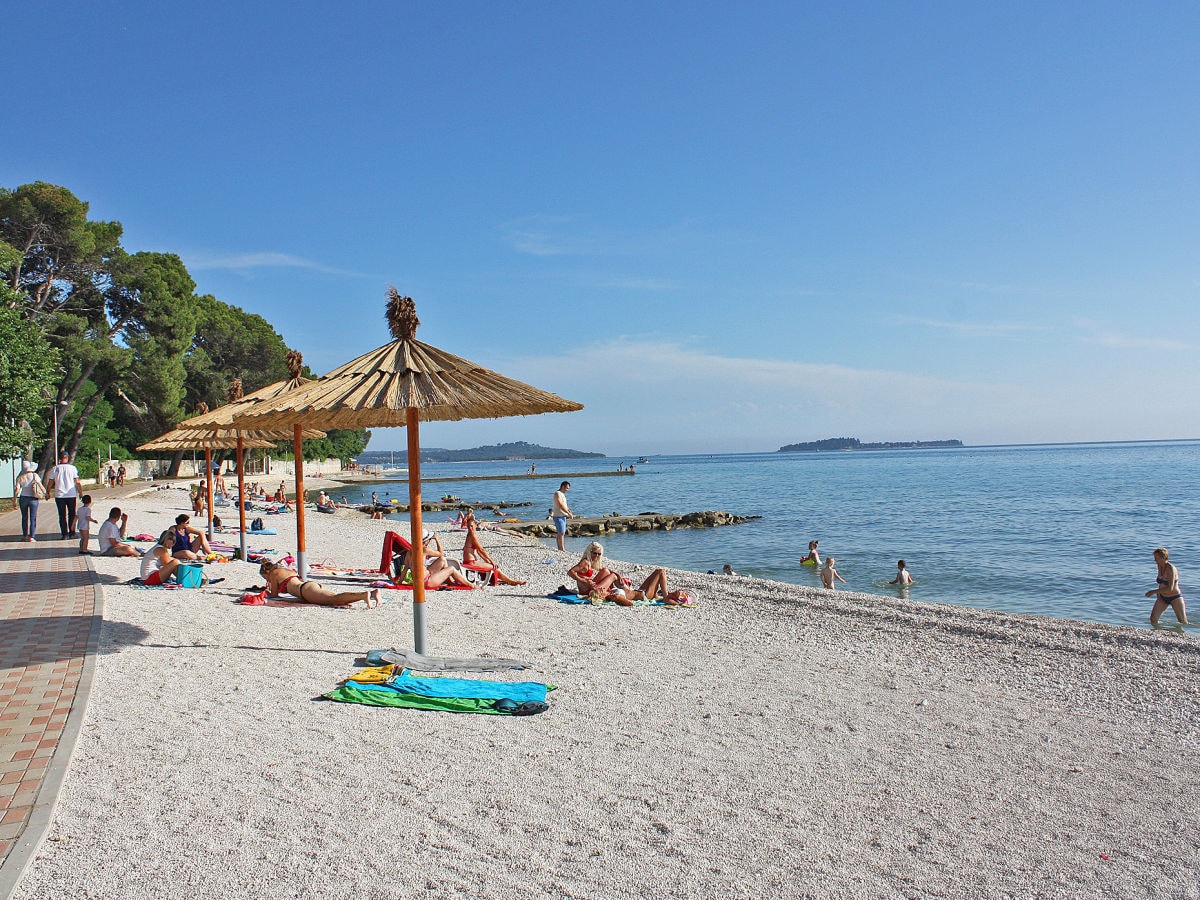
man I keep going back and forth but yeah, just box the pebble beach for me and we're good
[11,487,1200,899]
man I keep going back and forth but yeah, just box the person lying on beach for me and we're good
[259,560,381,607]
[170,514,213,560]
[821,557,847,590]
[461,511,526,585]
[140,530,186,585]
[396,534,474,590]
[889,560,914,585]
[97,508,140,557]
[1145,547,1189,626]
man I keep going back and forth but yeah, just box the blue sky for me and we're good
[6,2,1199,454]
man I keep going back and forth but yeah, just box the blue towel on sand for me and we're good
[348,674,548,703]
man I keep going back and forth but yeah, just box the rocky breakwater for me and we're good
[504,510,758,537]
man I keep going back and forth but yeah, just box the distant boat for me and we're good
[637,457,649,464]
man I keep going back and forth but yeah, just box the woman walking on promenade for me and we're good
[16,461,45,541]
[1146,548,1190,626]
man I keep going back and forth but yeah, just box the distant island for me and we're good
[778,437,963,453]
[357,441,604,464]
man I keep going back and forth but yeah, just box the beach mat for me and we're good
[365,648,531,672]
[323,665,550,715]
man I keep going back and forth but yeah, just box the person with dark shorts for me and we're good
[1146,547,1189,626]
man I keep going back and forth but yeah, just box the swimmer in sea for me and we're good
[821,557,846,590]
[801,540,821,567]
[1145,547,1189,626]
[889,560,914,586]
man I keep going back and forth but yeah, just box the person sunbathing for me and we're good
[461,511,525,585]
[568,542,620,597]
[140,530,186,585]
[170,514,213,560]
[396,533,473,590]
[258,559,381,607]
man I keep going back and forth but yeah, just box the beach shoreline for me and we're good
[11,488,1199,899]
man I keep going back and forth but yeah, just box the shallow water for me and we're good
[337,441,1200,630]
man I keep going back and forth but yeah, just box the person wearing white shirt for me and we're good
[97,508,139,557]
[47,451,83,539]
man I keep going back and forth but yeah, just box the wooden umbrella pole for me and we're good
[236,434,247,561]
[293,424,307,579]
[407,406,428,654]
[205,449,214,539]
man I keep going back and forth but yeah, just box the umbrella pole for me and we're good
[407,407,428,654]
[205,449,214,540]
[293,424,307,579]
[236,434,247,561]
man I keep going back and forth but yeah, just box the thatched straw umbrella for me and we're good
[175,365,326,563]
[137,420,277,555]
[233,289,583,652]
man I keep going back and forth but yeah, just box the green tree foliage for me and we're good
[183,295,293,408]
[0,181,122,320]
[2,180,369,471]
[0,242,60,456]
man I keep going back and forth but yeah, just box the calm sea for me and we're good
[335,442,1200,630]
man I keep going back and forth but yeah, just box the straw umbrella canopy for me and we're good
[234,289,584,652]
[172,359,327,564]
[137,419,278,554]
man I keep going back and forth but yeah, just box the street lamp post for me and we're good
[52,400,69,461]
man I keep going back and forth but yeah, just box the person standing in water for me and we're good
[890,560,914,586]
[1145,547,1189,626]
[551,481,573,551]
[800,540,821,567]
[821,557,846,590]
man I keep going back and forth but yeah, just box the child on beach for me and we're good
[889,560,914,586]
[801,541,821,567]
[77,495,97,554]
[821,557,846,590]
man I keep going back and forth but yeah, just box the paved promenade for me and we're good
[0,506,103,899]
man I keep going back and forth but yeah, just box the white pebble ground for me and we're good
[12,488,1200,899]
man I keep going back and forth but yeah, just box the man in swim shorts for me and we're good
[551,481,572,551]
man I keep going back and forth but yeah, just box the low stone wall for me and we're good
[501,510,758,537]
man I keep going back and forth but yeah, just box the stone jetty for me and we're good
[499,510,758,537]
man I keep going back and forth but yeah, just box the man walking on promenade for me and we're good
[48,451,83,539]
[551,481,573,551]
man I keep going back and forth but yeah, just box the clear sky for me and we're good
[6,2,1199,455]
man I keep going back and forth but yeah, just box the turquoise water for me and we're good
[339,442,1200,630]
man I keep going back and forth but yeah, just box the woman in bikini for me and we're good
[1145,547,1189,626]
[567,542,673,606]
[259,559,381,607]
[568,542,619,597]
[461,511,526,585]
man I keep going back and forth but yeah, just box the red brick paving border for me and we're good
[0,509,103,895]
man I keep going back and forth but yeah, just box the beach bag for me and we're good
[251,517,265,532]
[666,590,697,606]
[176,564,205,588]
[30,475,47,500]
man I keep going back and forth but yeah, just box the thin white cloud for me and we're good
[1073,318,1191,351]
[893,315,1050,338]
[186,251,366,278]
[1082,333,1190,351]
